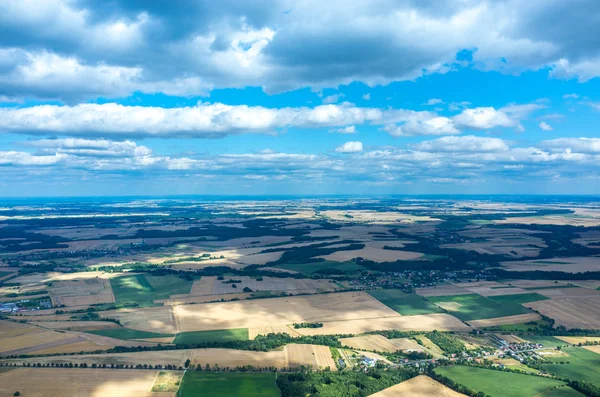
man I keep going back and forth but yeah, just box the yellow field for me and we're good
[369,375,467,397]
[189,275,339,296]
[151,371,183,392]
[2,344,335,370]
[32,321,121,331]
[524,298,600,329]
[467,313,542,328]
[294,314,470,336]
[584,345,600,354]
[340,335,422,353]
[0,368,173,397]
[413,335,445,358]
[173,292,400,332]
[100,306,177,334]
[285,344,336,370]
[555,336,600,344]
[49,278,115,307]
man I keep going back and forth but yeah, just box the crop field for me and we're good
[524,297,600,329]
[540,347,600,387]
[110,274,193,307]
[317,246,423,262]
[100,306,177,334]
[556,336,600,344]
[415,285,473,297]
[152,371,183,392]
[533,287,600,299]
[248,325,301,339]
[426,294,533,321]
[3,344,332,370]
[178,372,280,397]
[33,320,121,331]
[440,227,547,258]
[0,367,173,397]
[173,328,249,345]
[501,256,600,273]
[371,375,467,397]
[172,291,400,332]
[368,289,444,315]
[286,344,336,369]
[434,366,582,397]
[273,259,366,273]
[87,327,174,341]
[294,314,470,335]
[486,292,549,305]
[189,276,339,296]
[340,334,423,353]
[467,313,542,328]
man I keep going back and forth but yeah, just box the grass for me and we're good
[367,289,443,315]
[540,347,600,387]
[488,292,549,305]
[173,329,249,345]
[178,371,280,397]
[523,335,567,348]
[434,365,582,397]
[110,274,193,307]
[482,319,554,332]
[523,285,578,290]
[426,294,533,321]
[87,328,174,340]
[275,260,365,274]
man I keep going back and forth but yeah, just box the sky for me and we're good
[1,0,600,196]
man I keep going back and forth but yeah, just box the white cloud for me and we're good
[562,93,579,99]
[540,138,600,153]
[450,104,545,131]
[539,121,553,131]
[362,93,370,101]
[322,94,344,104]
[413,135,510,153]
[423,98,444,105]
[336,141,363,153]
[384,117,459,137]
[332,125,356,134]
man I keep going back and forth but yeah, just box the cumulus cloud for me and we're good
[539,121,553,131]
[332,125,356,134]
[383,117,459,137]
[1,1,600,100]
[423,98,444,105]
[335,141,363,153]
[540,138,600,153]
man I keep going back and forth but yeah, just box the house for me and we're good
[361,357,377,367]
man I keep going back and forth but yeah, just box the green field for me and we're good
[110,274,193,307]
[523,335,567,347]
[275,260,365,274]
[540,347,600,387]
[367,289,443,315]
[426,294,533,321]
[173,329,249,345]
[178,371,280,397]
[482,319,553,332]
[87,328,173,340]
[434,365,582,397]
[488,293,549,305]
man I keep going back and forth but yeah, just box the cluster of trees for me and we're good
[425,331,466,355]
[276,367,418,397]
[568,380,600,397]
[293,322,324,329]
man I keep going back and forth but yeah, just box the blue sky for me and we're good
[1,0,600,196]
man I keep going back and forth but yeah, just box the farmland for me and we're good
[368,289,444,315]
[178,372,280,397]
[434,366,582,397]
[426,294,534,321]
[2,197,600,396]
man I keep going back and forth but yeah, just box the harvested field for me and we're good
[152,371,183,392]
[440,228,546,258]
[501,256,600,273]
[100,306,177,334]
[413,335,445,358]
[340,335,422,353]
[317,246,423,262]
[11,271,109,286]
[294,314,470,335]
[0,368,173,397]
[556,336,600,344]
[49,278,115,307]
[497,334,528,344]
[415,285,471,297]
[189,276,338,296]
[173,292,399,332]
[456,281,530,297]
[369,375,467,397]
[468,313,541,328]
[524,298,600,329]
[32,321,121,331]
[504,280,574,289]
[584,345,600,354]
[157,293,252,305]
[285,344,336,369]
[533,287,600,299]
[2,344,334,370]
[248,325,301,339]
